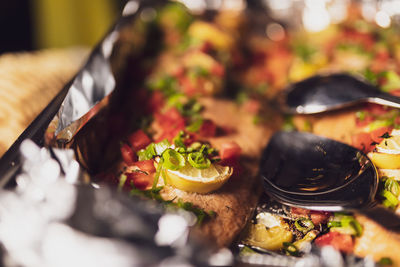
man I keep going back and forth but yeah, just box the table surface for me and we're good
[0,47,88,156]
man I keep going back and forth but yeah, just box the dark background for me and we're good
[0,2,34,53]
[0,1,127,55]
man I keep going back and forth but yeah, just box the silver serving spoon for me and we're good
[282,73,400,114]
[260,131,400,232]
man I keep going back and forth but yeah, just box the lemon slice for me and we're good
[164,163,233,194]
[375,129,400,154]
[370,130,400,169]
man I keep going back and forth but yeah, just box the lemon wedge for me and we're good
[375,130,400,154]
[370,130,400,169]
[164,163,233,194]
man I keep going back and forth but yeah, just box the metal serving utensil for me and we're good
[282,73,400,114]
[260,131,400,232]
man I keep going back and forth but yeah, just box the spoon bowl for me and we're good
[260,131,400,231]
[283,73,400,114]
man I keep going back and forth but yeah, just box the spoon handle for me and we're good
[360,204,400,233]
[369,93,400,109]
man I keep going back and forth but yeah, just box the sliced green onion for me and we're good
[384,178,400,197]
[173,131,186,149]
[152,158,164,189]
[162,149,185,170]
[154,139,171,155]
[381,190,399,208]
[294,218,314,234]
[328,213,363,237]
[378,257,393,266]
[282,242,299,256]
[365,119,393,132]
[118,174,127,191]
[188,152,211,169]
[137,143,156,161]
[356,111,366,121]
[327,221,341,228]
[186,118,203,132]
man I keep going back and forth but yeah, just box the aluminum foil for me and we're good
[0,140,235,267]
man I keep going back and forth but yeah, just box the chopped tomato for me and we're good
[128,130,152,151]
[132,160,156,174]
[200,41,213,53]
[179,76,197,97]
[351,132,375,152]
[389,89,400,97]
[199,119,217,137]
[220,141,242,160]
[148,91,165,113]
[219,142,242,177]
[290,207,310,217]
[341,30,374,51]
[211,63,225,77]
[172,66,185,78]
[243,99,261,114]
[125,172,152,190]
[155,108,186,142]
[310,211,331,225]
[370,126,393,143]
[120,143,136,165]
[364,103,389,115]
[315,231,354,253]
[355,114,374,127]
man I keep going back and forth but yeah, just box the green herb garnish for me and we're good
[328,213,363,237]
[282,242,299,256]
[162,148,186,171]
[294,218,314,234]
[380,132,392,139]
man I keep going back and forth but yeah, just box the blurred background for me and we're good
[0,0,126,156]
[0,0,126,54]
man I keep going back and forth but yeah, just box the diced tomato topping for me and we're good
[199,119,217,137]
[389,89,400,97]
[200,41,213,53]
[310,211,331,225]
[148,91,165,113]
[220,141,242,160]
[243,99,261,114]
[364,103,389,115]
[355,114,374,127]
[315,231,354,253]
[351,132,375,153]
[120,143,136,165]
[211,63,225,77]
[291,207,311,217]
[179,76,197,97]
[219,142,242,177]
[370,126,393,143]
[155,107,186,142]
[128,129,152,151]
[125,172,152,191]
[132,160,156,174]
[172,66,185,78]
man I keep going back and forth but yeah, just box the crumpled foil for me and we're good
[0,140,234,267]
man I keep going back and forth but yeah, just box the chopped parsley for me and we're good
[380,132,392,139]
[129,184,215,225]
